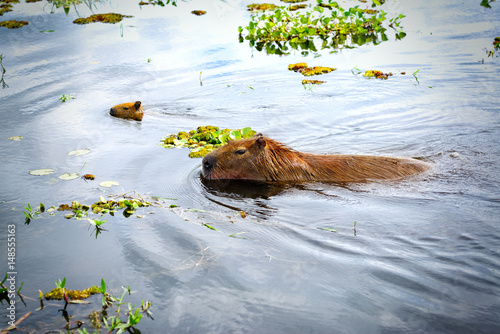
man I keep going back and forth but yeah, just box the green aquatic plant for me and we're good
[247,3,278,12]
[0,20,29,29]
[161,126,257,158]
[73,13,133,25]
[59,94,75,102]
[241,2,405,55]
[139,0,177,6]
[23,203,45,224]
[363,69,392,79]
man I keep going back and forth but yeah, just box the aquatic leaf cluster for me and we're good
[161,126,257,158]
[0,0,15,17]
[363,69,392,79]
[288,62,336,76]
[38,277,153,333]
[44,286,100,300]
[57,197,151,218]
[240,1,406,55]
[73,13,132,25]
[0,19,28,28]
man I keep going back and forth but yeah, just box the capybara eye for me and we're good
[123,107,129,110]
[235,149,247,155]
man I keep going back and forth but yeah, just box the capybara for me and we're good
[109,101,144,121]
[202,133,430,182]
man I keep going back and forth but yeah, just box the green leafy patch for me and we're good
[73,13,133,25]
[160,125,257,158]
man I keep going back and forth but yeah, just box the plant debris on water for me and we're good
[73,13,132,25]
[191,10,206,16]
[160,125,257,158]
[363,69,392,79]
[0,20,29,28]
[288,62,336,76]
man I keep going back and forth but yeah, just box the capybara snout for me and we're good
[109,101,144,121]
[202,133,430,183]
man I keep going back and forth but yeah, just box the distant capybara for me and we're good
[202,133,430,182]
[109,101,144,121]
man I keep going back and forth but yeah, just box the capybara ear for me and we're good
[134,101,142,110]
[255,135,266,149]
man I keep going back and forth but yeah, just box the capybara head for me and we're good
[202,133,310,182]
[109,101,144,121]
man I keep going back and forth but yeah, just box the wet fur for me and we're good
[202,134,430,182]
[109,101,144,121]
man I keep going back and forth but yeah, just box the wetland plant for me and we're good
[241,1,406,55]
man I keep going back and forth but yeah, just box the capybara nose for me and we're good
[109,107,116,116]
[202,155,215,175]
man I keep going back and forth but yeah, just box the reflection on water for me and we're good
[0,0,500,333]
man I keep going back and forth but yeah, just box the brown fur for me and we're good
[202,134,430,182]
[109,101,144,121]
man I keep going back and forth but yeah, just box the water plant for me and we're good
[289,62,336,76]
[0,20,29,29]
[73,13,133,25]
[59,94,75,102]
[240,1,406,55]
[160,126,257,158]
[23,203,45,224]
[363,69,392,79]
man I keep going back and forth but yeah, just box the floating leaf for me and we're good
[29,168,55,176]
[59,173,79,180]
[8,136,23,141]
[67,149,90,156]
[99,181,120,188]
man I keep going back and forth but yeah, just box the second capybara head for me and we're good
[109,101,144,121]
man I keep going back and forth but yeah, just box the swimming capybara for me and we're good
[109,101,144,121]
[201,133,430,182]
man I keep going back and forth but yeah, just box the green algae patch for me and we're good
[363,70,392,79]
[289,63,336,76]
[281,0,307,3]
[247,3,278,11]
[0,20,28,28]
[161,126,257,158]
[44,286,100,300]
[73,13,132,25]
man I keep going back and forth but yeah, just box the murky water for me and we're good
[1,0,499,333]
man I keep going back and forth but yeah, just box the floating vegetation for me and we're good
[73,13,132,25]
[240,1,406,56]
[281,0,307,3]
[191,10,206,16]
[139,0,177,6]
[0,3,14,16]
[37,277,153,333]
[289,63,336,76]
[302,79,325,84]
[363,69,392,79]
[59,172,79,181]
[8,136,22,141]
[29,168,55,176]
[0,20,29,29]
[160,126,257,158]
[59,94,75,102]
[67,148,90,156]
[57,195,151,219]
[44,286,100,300]
[83,174,95,180]
[289,4,307,11]
[99,180,120,188]
[247,3,278,11]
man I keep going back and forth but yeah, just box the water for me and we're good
[1,0,499,333]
